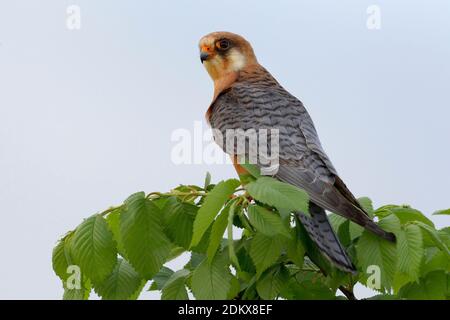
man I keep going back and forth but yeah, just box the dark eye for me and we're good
[216,39,230,50]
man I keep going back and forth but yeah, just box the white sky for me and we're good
[0,0,449,299]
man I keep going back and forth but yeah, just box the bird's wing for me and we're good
[209,80,372,224]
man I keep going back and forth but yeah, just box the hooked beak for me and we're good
[200,51,210,63]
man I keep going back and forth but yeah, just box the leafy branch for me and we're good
[52,172,450,300]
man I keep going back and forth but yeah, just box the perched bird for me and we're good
[199,31,395,273]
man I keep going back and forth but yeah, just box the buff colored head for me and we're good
[199,32,258,80]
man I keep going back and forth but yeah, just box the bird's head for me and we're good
[198,32,258,81]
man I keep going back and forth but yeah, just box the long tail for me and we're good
[297,202,356,274]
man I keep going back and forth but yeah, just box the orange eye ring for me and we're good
[216,39,230,50]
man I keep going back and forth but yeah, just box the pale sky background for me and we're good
[0,0,449,299]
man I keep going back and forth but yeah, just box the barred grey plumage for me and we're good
[208,66,395,273]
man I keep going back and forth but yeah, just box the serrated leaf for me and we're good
[227,276,241,299]
[149,266,174,291]
[349,222,364,240]
[206,205,230,263]
[357,197,374,218]
[63,278,91,300]
[191,179,240,247]
[413,221,450,259]
[438,227,450,247]
[191,224,212,254]
[125,192,146,205]
[373,205,398,219]
[421,247,450,276]
[120,194,172,279]
[94,258,144,300]
[237,246,256,274]
[433,208,450,215]
[184,252,206,271]
[240,163,262,178]
[250,233,283,277]
[52,233,74,282]
[247,205,291,238]
[191,254,232,300]
[392,207,434,227]
[396,224,423,283]
[280,271,335,300]
[167,246,185,262]
[227,199,241,270]
[246,177,309,215]
[356,216,398,291]
[71,214,117,284]
[286,228,305,267]
[328,214,347,233]
[105,209,126,257]
[161,269,190,300]
[163,197,197,249]
[256,264,290,300]
[398,270,448,300]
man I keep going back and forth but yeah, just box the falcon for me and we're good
[198,31,395,273]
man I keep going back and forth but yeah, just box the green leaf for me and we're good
[392,207,434,227]
[256,264,290,300]
[328,214,347,233]
[433,208,450,215]
[149,266,174,291]
[240,163,262,178]
[185,252,206,271]
[227,276,241,299]
[204,172,212,189]
[421,247,450,276]
[94,258,144,300]
[227,199,241,270]
[246,177,309,215]
[349,222,364,240]
[236,246,256,274]
[125,192,146,205]
[120,194,172,279]
[247,205,291,238]
[206,205,230,263]
[191,225,213,254]
[163,197,197,249]
[280,271,335,300]
[105,209,126,257]
[250,233,283,277]
[191,179,240,247]
[167,246,185,262]
[63,279,91,300]
[161,269,190,300]
[191,254,233,300]
[438,227,450,247]
[286,228,305,267]
[398,271,448,300]
[412,221,450,259]
[52,233,74,282]
[357,197,374,218]
[71,214,117,284]
[396,224,423,283]
[356,216,398,291]
[379,213,402,234]
[373,205,398,219]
